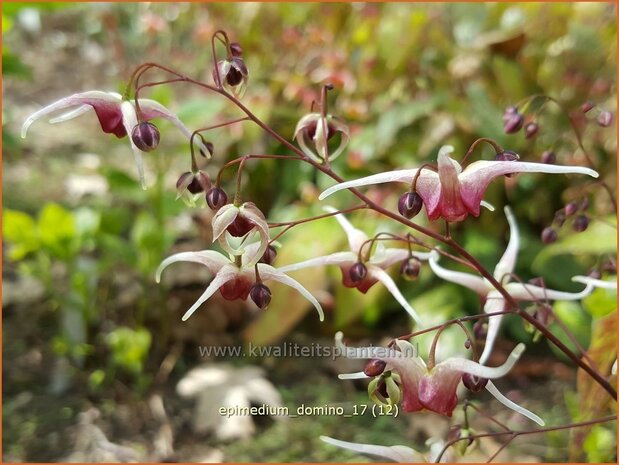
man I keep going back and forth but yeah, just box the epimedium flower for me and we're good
[334,331,544,425]
[278,207,432,325]
[156,242,324,322]
[293,112,350,164]
[319,145,599,222]
[175,170,212,206]
[213,56,249,97]
[21,90,208,188]
[211,202,270,263]
[428,207,596,365]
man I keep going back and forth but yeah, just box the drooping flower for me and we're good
[320,435,442,463]
[334,332,543,424]
[293,112,349,163]
[319,145,599,222]
[211,202,270,263]
[175,170,212,206]
[428,207,596,365]
[21,90,208,188]
[278,207,432,325]
[156,242,323,322]
[213,57,249,97]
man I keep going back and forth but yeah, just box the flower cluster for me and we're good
[20,27,615,462]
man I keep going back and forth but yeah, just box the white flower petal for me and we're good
[156,250,230,282]
[572,275,618,290]
[428,254,488,296]
[479,298,507,365]
[277,251,356,273]
[320,436,424,463]
[319,169,419,201]
[21,90,122,138]
[212,205,240,241]
[370,266,424,326]
[480,200,495,211]
[259,265,324,321]
[441,343,525,379]
[485,381,545,426]
[182,266,239,321]
[327,117,350,162]
[493,206,519,282]
[501,280,594,301]
[337,371,369,380]
[323,206,368,252]
[48,104,92,124]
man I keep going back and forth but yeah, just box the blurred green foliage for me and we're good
[2,2,616,462]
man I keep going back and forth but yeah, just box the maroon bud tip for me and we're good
[597,110,613,128]
[397,191,423,219]
[176,172,193,189]
[503,113,524,134]
[564,202,578,216]
[226,66,244,86]
[363,359,387,377]
[464,339,471,349]
[580,101,595,114]
[462,373,488,393]
[131,121,160,152]
[206,187,228,210]
[250,283,272,310]
[541,227,558,244]
[524,122,539,139]
[541,150,556,164]
[200,141,215,158]
[502,106,518,122]
[259,245,278,265]
[572,215,589,232]
[400,257,421,281]
[349,262,368,283]
[230,42,243,57]
[495,150,520,162]
[227,215,254,237]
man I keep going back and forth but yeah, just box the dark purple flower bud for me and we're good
[495,150,520,162]
[131,122,160,152]
[524,122,539,139]
[597,111,613,128]
[400,257,421,281]
[462,373,488,393]
[176,171,211,197]
[259,245,278,265]
[504,113,524,134]
[363,359,387,377]
[230,42,243,57]
[564,202,578,216]
[398,191,423,219]
[541,150,556,164]
[250,283,272,310]
[580,101,595,114]
[206,187,228,210]
[572,215,589,232]
[199,141,214,158]
[502,106,518,122]
[464,339,471,349]
[227,215,254,237]
[376,379,388,398]
[349,262,368,283]
[541,227,558,244]
[494,150,520,177]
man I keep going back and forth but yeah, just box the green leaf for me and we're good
[2,209,39,260]
[105,326,152,374]
[37,203,77,258]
